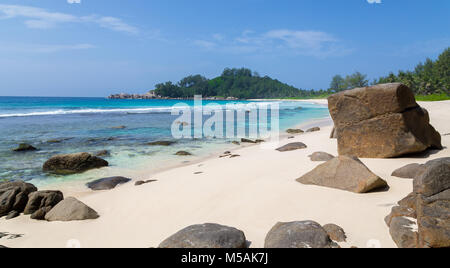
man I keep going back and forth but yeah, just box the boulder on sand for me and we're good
[306,127,320,133]
[392,163,426,179]
[0,181,37,217]
[386,158,450,248]
[264,221,339,248]
[24,190,63,216]
[175,151,192,156]
[276,142,307,152]
[328,83,442,158]
[12,143,37,152]
[45,197,99,222]
[43,152,108,175]
[159,223,247,248]
[309,152,335,162]
[286,129,304,134]
[297,156,388,193]
[86,176,131,191]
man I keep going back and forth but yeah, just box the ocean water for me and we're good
[0,97,329,187]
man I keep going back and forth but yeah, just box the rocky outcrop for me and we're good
[323,224,347,242]
[24,191,63,218]
[276,142,307,152]
[309,152,335,162]
[264,221,339,248]
[297,156,387,193]
[12,143,37,152]
[45,197,99,222]
[43,153,108,175]
[328,83,442,158]
[159,223,247,248]
[86,177,131,191]
[386,158,450,248]
[0,181,37,217]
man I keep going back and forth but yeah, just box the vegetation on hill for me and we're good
[154,68,328,99]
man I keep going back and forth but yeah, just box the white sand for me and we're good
[1,100,449,248]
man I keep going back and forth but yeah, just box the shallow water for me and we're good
[0,97,329,186]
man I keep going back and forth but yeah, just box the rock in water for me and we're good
[309,152,335,162]
[264,221,338,248]
[328,83,442,158]
[175,151,192,156]
[86,177,131,191]
[297,156,388,193]
[323,224,347,242]
[45,197,99,222]
[43,153,108,175]
[94,150,110,157]
[159,223,247,248]
[276,142,307,152]
[147,141,176,146]
[12,143,37,152]
[392,163,427,179]
[0,181,37,217]
[24,191,64,216]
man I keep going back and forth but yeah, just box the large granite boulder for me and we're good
[297,156,387,193]
[276,142,307,152]
[43,153,108,175]
[159,223,247,248]
[264,221,339,248]
[328,83,442,158]
[386,158,450,248]
[0,181,37,217]
[24,191,63,217]
[86,176,131,191]
[45,197,99,222]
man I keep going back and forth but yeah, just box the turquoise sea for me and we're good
[0,97,329,186]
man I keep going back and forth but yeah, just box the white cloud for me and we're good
[193,29,351,58]
[0,43,95,53]
[67,0,81,4]
[367,0,382,4]
[0,4,138,34]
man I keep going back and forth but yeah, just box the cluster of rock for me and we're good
[108,91,158,99]
[328,83,442,158]
[158,221,346,248]
[0,181,99,222]
[386,158,450,248]
[286,127,321,135]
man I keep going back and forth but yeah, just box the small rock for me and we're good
[309,152,335,162]
[43,153,108,175]
[111,125,126,129]
[276,142,307,152]
[86,176,131,191]
[135,180,157,186]
[306,127,321,132]
[175,151,192,156]
[159,223,247,248]
[147,141,176,146]
[232,141,241,146]
[264,221,339,248]
[323,224,347,242]
[12,143,37,152]
[391,163,426,179]
[94,150,110,157]
[241,138,256,144]
[230,155,241,158]
[45,197,99,222]
[297,156,388,193]
[286,129,304,134]
[5,210,20,220]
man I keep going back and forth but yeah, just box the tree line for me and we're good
[329,47,449,95]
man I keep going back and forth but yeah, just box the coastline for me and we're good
[2,100,449,248]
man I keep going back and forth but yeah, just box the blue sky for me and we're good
[0,0,449,97]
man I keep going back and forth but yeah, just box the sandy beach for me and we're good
[1,100,449,248]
